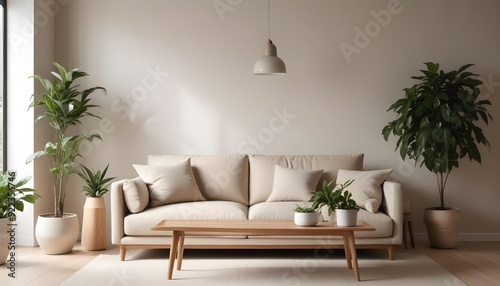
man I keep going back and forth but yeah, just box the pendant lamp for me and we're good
[253,0,286,75]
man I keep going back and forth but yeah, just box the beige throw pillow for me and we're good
[122,177,150,213]
[133,158,205,207]
[267,165,323,202]
[336,169,393,213]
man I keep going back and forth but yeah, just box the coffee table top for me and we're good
[151,220,375,236]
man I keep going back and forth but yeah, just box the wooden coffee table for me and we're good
[151,219,375,281]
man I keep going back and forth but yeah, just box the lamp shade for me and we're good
[253,39,286,75]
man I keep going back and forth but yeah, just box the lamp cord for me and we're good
[268,0,271,39]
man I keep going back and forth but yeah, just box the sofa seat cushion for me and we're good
[124,201,248,236]
[248,202,392,238]
[355,209,393,238]
[249,202,312,220]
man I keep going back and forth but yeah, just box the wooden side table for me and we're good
[403,212,415,249]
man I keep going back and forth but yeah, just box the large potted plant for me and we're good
[382,62,492,248]
[79,164,115,251]
[0,171,40,264]
[26,62,106,254]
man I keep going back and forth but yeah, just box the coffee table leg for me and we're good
[343,234,352,269]
[168,231,180,280]
[176,233,185,270]
[347,231,360,281]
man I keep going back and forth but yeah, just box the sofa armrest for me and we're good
[381,180,403,244]
[111,179,129,245]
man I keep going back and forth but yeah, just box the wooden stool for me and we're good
[403,212,415,249]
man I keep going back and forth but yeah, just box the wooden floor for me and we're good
[1,241,499,285]
[408,241,500,286]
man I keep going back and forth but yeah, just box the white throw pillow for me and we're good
[122,177,150,213]
[267,165,323,202]
[336,169,393,213]
[133,158,205,207]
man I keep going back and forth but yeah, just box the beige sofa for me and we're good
[111,154,403,260]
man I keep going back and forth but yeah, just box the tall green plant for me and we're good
[382,62,492,209]
[26,62,106,217]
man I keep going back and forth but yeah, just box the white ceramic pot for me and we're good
[320,206,336,223]
[327,210,336,223]
[294,212,319,226]
[0,218,9,265]
[35,213,79,254]
[336,209,358,227]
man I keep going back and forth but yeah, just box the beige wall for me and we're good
[33,0,57,228]
[36,0,500,240]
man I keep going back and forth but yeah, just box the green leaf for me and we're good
[424,62,439,73]
[26,150,48,164]
[456,64,474,74]
[21,194,40,204]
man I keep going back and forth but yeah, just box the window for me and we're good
[0,0,5,172]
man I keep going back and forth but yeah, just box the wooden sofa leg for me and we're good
[120,245,127,261]
[387,245,394,260]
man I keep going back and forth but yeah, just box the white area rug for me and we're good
[62,251,466,286]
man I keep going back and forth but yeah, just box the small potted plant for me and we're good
[78,164,115,251]
[293,205,319,226]
[333,180,358,226]
[310,180,339,222]
[0,171,40,264]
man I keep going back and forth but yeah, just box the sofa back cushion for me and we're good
[249,154,364,205]
[148,154,249,205]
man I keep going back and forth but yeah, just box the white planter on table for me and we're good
[336,209,359,227]
[294,212,319,226]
